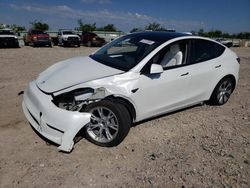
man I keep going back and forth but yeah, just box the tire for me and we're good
[209,77,234,105]
[62,39,66,47]
[83,100,131,147]
[87,41,92,47]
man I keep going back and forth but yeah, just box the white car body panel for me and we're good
[22,81,91,152]
[37,56,123,93]
[22,34,240,152]
[131,67,189,120]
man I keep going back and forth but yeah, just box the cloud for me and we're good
[9,3,204,31]
[80,0,111,4]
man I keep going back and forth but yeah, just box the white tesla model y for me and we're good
[22,32,240,152]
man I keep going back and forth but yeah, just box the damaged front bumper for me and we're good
[22,81,91,152]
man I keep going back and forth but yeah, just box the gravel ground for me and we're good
[0,46,249,188]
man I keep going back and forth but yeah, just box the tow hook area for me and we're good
[18,91,24,96]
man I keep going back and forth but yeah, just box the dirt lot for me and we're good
[0,46,249,188]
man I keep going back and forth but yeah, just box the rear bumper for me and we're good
[22,81,91,152]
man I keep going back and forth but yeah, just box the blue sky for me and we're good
[0,0,249,33]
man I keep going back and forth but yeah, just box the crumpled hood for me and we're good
[36,56,123,93]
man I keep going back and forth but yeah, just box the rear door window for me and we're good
[188,39,225,64]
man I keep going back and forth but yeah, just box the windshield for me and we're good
[63,31,75,35]
[0,30,15,35]
[90,34,162,71]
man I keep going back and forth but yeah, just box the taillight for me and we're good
[236,57,240,64]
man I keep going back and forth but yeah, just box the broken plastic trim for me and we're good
[53,87,109,111]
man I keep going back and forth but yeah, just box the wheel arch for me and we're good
[219,74,236,91]
[105,95,136,122]
[209,74,236,102]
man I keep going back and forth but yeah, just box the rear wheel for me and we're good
[83,100,131,147]
[209,77,234,105]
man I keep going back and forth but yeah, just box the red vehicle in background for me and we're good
[23,29,52,47]
[81,32,105,47]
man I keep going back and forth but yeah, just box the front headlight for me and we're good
[53,88,94,111]
[63,37,68,41]
[33,37,37,41]
[53,87,107,111]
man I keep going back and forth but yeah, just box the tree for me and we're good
[30,20,49,31]
[10,24,26,32]
[77,19,96,32]
[130,27,143,33]
[145,22,165,31]
[198,28,205,36]
[0,23,4,29]
[97,24,117,32]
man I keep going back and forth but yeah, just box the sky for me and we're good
[0,0,249,33]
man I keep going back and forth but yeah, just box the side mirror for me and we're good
[150,64,163,74]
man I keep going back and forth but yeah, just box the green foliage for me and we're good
[76,20,117,32]
[30,20,49,31]
[10,24,26,32]
[97,24,117,32]
[77,19,96,32]
[0,23,4,29]
[145,22,166,31]
[130,27,143,33]
[198,28,250,39]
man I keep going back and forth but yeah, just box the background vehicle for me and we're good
[216,38,233,47]
[57,30,81,47]
[0,29,19,48]
[22,32,240,152]
[23,29,52,47]
[81,32,105,47]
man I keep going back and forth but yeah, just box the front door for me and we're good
[131,40,191,121]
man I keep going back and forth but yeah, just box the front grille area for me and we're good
[68,37,79,42]
[0,37,17,46]
[37,37,49,41]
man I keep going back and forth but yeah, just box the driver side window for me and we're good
[151,40,188,69]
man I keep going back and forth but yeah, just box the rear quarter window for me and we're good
[189,39,225,64]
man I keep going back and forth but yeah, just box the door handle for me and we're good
[181,72,189,76]
[215,65,221,68]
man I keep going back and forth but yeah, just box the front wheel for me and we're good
[209,77,234,105]
[83,100,131,147]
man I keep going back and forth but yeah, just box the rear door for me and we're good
[185,39,226,103]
